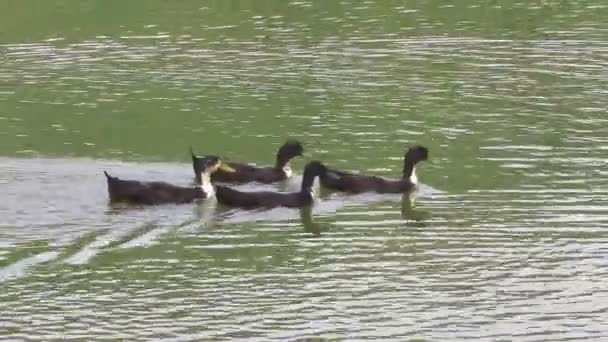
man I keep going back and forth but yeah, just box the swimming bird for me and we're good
[104,156,234,205]
[319,145,429,194]
[214,160,327,209]
[191,140,304,184]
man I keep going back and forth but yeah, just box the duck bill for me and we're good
[218,162,236,173]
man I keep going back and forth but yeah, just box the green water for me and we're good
[1,1,608,340]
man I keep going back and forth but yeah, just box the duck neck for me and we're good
[300,169,317,193]
[275,155,290,169]
[275,156,294,178]
[402,160,418,184]
[199,172,215,196]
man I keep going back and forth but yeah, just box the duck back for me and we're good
[215,185,311,208]
[211,163,285,184]
[105,172,206,205]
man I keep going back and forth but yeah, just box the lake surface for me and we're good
[1,1,608,340]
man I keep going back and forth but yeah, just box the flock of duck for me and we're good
[104,140,429,209]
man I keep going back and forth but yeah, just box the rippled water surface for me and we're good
[1,1,608,340]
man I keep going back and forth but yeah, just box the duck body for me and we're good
[105,155,233,205]
[191,140,303,184]
[211,162,292,184]
[105,172,207,205]
[319,145,429,194]
[214,160,326,209]
[215,185,312,208]
[320,169,416,194]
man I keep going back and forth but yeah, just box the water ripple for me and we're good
[2,1,608,339]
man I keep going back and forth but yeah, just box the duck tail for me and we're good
[104,171,116,183]
[190,145,200,165]
[190,146,202,178]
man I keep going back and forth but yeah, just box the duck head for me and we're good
[194,155,235,184]
[301,160,327,192]
[275,140,304,169]
[402,145,429,184]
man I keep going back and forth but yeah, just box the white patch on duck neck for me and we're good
[301,187,315,202]
[282,164,293,178]
[409,167,418,185]
[199,173,215,196]
[308,187,315,197]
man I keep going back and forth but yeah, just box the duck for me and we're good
[104,156,234,205]
[191,139,304,184]
[214,160,327,209]
[319,145,429,194]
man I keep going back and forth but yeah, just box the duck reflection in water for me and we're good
[401,192,431,225]
[299,205,332,237]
